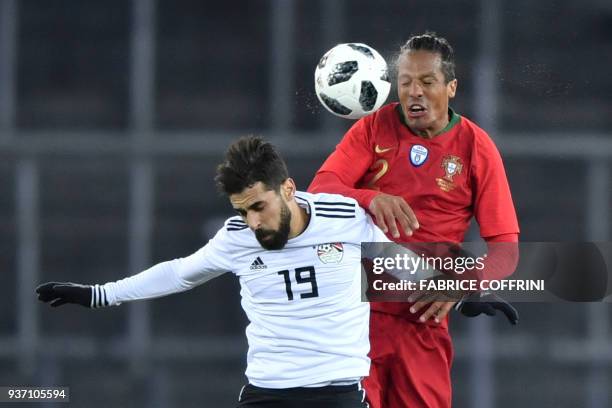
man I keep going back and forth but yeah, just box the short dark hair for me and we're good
[215,136,289,195]
[396,32,456,83]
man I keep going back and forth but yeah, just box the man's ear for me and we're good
[281,178,296,200]
[447,79,457,99]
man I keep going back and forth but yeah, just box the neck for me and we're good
[288,200,309,239]
[399,105,452,139]
[412,115,449,139]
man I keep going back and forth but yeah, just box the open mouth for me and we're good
[407,104,427,118]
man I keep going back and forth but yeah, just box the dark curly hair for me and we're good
[215,136,289,195]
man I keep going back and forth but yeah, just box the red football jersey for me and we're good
[309,103,519,319]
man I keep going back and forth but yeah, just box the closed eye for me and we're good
[249,202,265,212]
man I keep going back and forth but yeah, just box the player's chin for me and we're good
[406,117,430,131]
[257,235,288,251]
[260,241,287,251]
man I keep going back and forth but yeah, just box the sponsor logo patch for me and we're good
[250,257,267,270]
[410,144,429,166]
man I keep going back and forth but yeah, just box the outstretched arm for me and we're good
[36,230,233,308]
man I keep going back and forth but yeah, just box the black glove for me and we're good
[36,282,108,308]
[455,292,518,325]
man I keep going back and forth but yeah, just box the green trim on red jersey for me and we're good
[434,108,461,136]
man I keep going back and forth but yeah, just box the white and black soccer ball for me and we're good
[314,43,391,120]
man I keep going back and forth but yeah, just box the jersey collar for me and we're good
[291,192,313,241]
[396,105,461,137]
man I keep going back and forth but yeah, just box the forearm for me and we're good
[103,257,223,306]
[481,233,519,281]
[441,234,519,282]
[38,233,232,309]
[102,260,190,306]
[36,259,196,309]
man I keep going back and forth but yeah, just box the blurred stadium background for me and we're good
[0,0,611,407]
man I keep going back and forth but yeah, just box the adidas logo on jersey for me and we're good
[250,257,267,270]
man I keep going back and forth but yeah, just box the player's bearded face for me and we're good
[255,199,292,250]
[397,50,457,138]
[230,182,294,251]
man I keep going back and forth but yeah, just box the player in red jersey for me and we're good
[309,33,520,408]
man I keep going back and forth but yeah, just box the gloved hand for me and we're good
[36,282,108,308]
[455,292,518,325]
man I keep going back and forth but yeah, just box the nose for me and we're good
[246,211,262,230]
[408,82,423,98]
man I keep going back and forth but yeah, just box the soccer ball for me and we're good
[314,43,391,120]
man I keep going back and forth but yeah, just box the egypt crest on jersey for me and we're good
[317,242,344,264]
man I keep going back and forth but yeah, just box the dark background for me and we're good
[0,0,611,407]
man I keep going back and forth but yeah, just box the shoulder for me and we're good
[299,190,359,207]
[457,117,508,177]
[349,103,401,134]
[297,191,361,220]
[208,216,256,252]
[365,103,402,132]
[296,191,382,244]
[458,115,500,153]
[313,194,359,219]
[224,216,249,232]
[368,103,399,122]
[344,103,402,149]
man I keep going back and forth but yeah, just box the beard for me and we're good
[254,201,292,250]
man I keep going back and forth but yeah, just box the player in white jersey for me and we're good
[36,136,390,408]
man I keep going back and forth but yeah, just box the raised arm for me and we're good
[309,120,418,238]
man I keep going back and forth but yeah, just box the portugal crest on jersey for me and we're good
[316,243,344,264]
[436,155,463,192]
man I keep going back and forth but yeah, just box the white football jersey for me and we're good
[103,191,390,388]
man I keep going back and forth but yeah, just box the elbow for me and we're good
[308,171,343,193]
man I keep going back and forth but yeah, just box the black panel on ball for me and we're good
[347,43,375,59]
[320,93,352,116]
[359,81,378,111]
[327,61,359,86]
